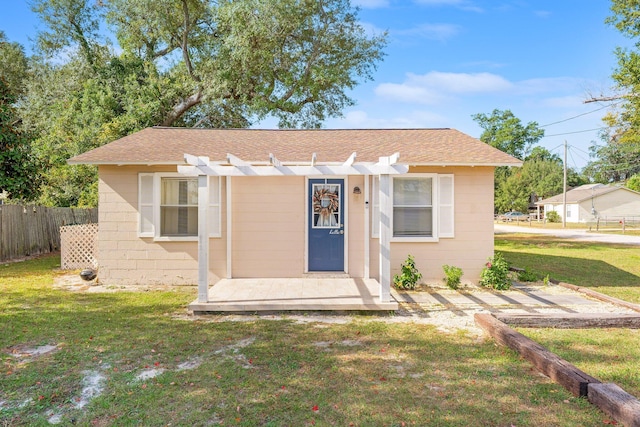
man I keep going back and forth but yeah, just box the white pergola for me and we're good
[178,152,408,305]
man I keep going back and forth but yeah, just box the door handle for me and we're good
[339,230,344,234]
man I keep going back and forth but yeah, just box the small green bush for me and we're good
[517,268,538,282]
[479,252,511,290]
[546,210,560,223]
[394,254,422,290]
[442,265,463,289]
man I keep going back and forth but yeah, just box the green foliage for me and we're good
[517,268,538,282]
[0,31,29,96]
[472,109,544,160]
[627,174,640,192]
[21,0,387,206]
[0,78,41,202]
[394,254,422,290]
[442,264,463,290]
[546,210,561,223]
[479,252,511,290]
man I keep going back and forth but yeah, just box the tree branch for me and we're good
[161,90,203,126]
[181,0,200,82]
[584,93,635,103]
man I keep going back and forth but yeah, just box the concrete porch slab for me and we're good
[188,277,398,312]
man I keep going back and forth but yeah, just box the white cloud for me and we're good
[534,10,552,18]
[516,77,586,95]
[539,95,585,109]
[397,23,461,41]
[338,110,451,128]
[413,0,483,12]
[359,21,387,38]
[375,82,445,105]
[352,0,390,8]
[374,72,592,106]
[375,71,513,104]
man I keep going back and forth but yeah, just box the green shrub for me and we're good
[479,252,511,290]
[517,268,538,282]
[394,254,422,290]
[442,264,463,289]
[546,210,560,223]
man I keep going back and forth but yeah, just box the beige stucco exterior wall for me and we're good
[387,166,495,284]
[97,165,227,285]
[231,176,306,277]
[97,165,495,286]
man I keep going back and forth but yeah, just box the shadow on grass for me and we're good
[500,250,640,289]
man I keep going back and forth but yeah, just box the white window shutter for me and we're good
[438,175,454,238]
[138,173,155,237]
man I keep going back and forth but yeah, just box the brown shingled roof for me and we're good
[68,127,522,166]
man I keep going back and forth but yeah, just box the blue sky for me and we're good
[0,1,632,169]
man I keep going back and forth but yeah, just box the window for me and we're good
[370,174,454,241]
[138,173,221,240]
[160,178,198,236]
[393,177,433,237]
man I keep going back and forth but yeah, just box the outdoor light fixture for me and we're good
[353,186,361,194]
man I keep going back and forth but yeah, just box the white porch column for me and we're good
[197,174,209,303]
[379,174,392,302]
[364,174,370,279]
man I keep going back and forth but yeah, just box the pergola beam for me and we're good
[179,152,408,177]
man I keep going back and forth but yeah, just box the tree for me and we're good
[32,0,386,129]
[472,109,545,212]
[582,1,640,179]
[627,173,640,192]
[583,114,640,183]
[0,78,41,201]
[472,109,544,160]
[0,31,29,97]
[22,0,387,206]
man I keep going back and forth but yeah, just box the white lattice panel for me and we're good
[60,223,98,270]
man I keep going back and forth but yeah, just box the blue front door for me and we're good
[308,178,344,271]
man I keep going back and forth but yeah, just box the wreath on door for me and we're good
[313,187,339,224]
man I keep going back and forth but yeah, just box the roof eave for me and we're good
[68,160,523,167]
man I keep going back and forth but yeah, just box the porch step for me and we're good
[189,277,398,313]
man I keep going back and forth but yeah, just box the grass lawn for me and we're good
[519,328,640,398]
[496,235,640,303]
[0,254,609,426]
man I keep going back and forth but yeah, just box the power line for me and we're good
[543,127,605,137]
[539,101,622,128]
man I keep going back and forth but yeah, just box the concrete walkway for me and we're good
[495,223,640,245]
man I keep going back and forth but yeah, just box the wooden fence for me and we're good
[0,204,98,262]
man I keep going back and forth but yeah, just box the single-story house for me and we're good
[536,183,640,223]
[69,127,520,311]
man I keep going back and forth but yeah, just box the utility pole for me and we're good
[562,140,567,229]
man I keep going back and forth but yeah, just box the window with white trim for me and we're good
[393,176,434,237]
[369,174,454,241]
[138,173,221,240]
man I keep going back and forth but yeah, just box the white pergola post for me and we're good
[197,174,209,303]
[379,173,392,302]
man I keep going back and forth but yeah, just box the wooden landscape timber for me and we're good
[493,313,640,329]
[475,313,640,426]
[474,313,599,397]
[588,383,640,427]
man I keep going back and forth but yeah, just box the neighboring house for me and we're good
[69,127,520,307]
[536,183,640,223]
